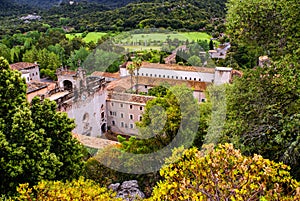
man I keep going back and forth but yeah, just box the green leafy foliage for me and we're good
[226,0,300,60]
[222,56,300,179]
[0,57,85,194]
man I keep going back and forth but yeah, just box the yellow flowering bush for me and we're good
[149,144,300,201]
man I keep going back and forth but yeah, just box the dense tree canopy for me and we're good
[222,56,300,179]
[0,57,85,194]
[226,0,300,60]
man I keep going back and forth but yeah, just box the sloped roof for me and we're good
[125,62,215,73]
[91,71,120,79]
[107,76,209,92]
[27,82,48,93]
[10,62,39,71]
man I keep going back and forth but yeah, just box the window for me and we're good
[112,121,115,126]
[146,73,148,76]
[150,74,152,77]
[189,77,192,80]
[139,116,142,121]
[120,113,124,118]
[111,102,114,106]
[167,75,169,78]
[159,75,161,78]
[112,112,117,116]
[129,105,133,109]
[36,72,38,75]
[140,106,143,110]
[120,103,123,108]
[129,114,133,120]
[172,76,174,79]
[194,78,196,81]
[199,78,201,81]
[176,76,178,79]
[201,99,206,102]
[145,85,148,89]
[163,75,165,78]
[121,122,124,127]
[129,124,134,129]
[141,73,144,76]
[154,74,157,77]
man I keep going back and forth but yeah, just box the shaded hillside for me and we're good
[13,0,139,9]
[0,0,227,36]
[0,0,34,17]
[42,0,226,32]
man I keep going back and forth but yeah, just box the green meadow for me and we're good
[66,31,212,51]
[66,32,107,42]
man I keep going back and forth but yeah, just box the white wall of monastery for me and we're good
[66,90,107,137]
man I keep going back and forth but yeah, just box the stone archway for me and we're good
[63,80,73,91]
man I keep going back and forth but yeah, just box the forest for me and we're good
[0,0,226,36]
[0,0,299,200]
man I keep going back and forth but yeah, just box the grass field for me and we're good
[84,32,107,43]
[122,45,162,52]
[66,33,82,40]
[66,31,213,52]
[120,32,212,43]
[66,32,107,43]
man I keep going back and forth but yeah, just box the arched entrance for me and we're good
[101,123,107,133]
[63,80,73,91]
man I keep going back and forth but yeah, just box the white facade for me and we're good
[214,67,233,85]
[121,62,233,86]
[137,68,215,83]
[67,90,107,137]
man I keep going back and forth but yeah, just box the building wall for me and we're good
[27,87,48,102]
[106,99,145,136]
[21,66,40,82]
[65,90,107,137]
[21,73,30,83]
[193,91,206,102]
[136,68,215,83]
[214,67,232,85]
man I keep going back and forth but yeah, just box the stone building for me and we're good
[56,67,107,137]
[9,61,240,138]
[121,62,232,85]
[10,62,40,83]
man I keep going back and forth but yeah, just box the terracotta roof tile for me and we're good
[27,82,48,93]
[107,76,209,92]
[125,62,215,73]
[91,71,120,79]
[10,62,39,71]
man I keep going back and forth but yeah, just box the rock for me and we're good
[109,180,145,201]
[108,183,120,192]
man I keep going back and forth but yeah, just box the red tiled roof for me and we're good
[91,71,120,79]
[107,76,209,92]
[10,62,39,71]
[27,82,48,93]
[125,62,215,73]
[59,70,77,76]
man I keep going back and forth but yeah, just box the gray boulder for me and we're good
[108,180,145,201]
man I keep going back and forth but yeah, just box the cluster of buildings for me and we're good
[10,60,240,138]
